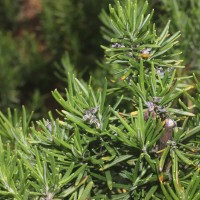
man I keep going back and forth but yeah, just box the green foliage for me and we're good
[0,0,19,29]
[100,0,182,81]
[0,32,21,107]
[150,0,200,73]
[0,0,110,114]
[0,0,199,199]
[0,30,46,114]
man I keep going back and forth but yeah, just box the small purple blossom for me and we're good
[140,48,152,54]
[111,43,125,48]
[146,101,154,112]
[83,107,101,129]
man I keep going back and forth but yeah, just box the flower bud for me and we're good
[165,118,176,128]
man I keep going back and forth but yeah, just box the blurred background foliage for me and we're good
[150,0,200,74]
[0,0,112,117]
[0,0,199,118]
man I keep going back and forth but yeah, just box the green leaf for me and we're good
[100,155,132,171]
[109,125,138,148]
[180,126,200,141]
[174,149,193,165]
[185,170,200,199]
[59,176,88,198]
[111,192,130,200]
[159,146,170,172]
[166,108,195,117]
[160,182,173,200]
[144,185,158,200]
[59,164,87,188]
[62,111,97,134]
[105,170,113,190]
[171,150,184,199]
[78,181,93,200]
[165,183,179,200]
[111,108,137,136]
[100,78,107,113]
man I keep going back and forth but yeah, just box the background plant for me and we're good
[150,0,200,74]
[0,0,111,115]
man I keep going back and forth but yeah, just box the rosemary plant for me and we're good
[0,0,199,199]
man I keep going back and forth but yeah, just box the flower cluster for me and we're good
[144,97,167,120]
[83,107,101,129]
[111,42,125,48]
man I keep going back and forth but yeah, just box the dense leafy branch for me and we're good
[0,0,199,199]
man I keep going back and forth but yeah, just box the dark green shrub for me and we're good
[0,0,110,114]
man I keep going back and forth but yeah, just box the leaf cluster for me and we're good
[100,0,182,81]
[0,0,200,199]
[151,0,200,73]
